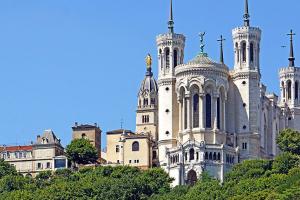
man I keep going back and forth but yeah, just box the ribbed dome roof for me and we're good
[186,53,227,69]
[139,70,158,95]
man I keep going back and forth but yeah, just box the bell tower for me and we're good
[231,0,261,160]
[157,0,185,166]
[279,30,300,130]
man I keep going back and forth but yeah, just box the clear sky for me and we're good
[0,0,299,148]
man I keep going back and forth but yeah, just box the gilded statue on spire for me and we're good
[145,54,152,69]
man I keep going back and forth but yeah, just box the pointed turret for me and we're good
[287,29,296,67]
[217,35,225,64]
[168,0,174,33]
[243,0,250,26]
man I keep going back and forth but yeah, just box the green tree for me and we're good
[0,159,17,179]
[66,138,98,165]
[277,129,300,155]
[272,152,300,174]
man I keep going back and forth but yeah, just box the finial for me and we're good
[145,54,153,75]
[168,0,174,33]
[199,32,207,56]
[243,0,250,26]
[287,29,296,67]
[120,118,124,129]
[217,35,226,64]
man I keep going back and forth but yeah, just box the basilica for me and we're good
[134,0,300,185]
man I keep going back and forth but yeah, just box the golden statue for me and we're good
[145,53,152,69]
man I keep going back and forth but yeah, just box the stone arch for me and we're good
[190,84,200,128]
[187,170,197,185]
[241,41,247,62]
[287,80,292,100]
[235,42,239,63]
[173,48,179,68]
[164,47,170,69]
[250,42,254,63]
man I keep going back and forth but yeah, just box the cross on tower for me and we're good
[217,35,226,64]
[287,29,296,67]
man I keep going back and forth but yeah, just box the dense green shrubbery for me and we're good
[0,165,173,200]
[1,129,300,199]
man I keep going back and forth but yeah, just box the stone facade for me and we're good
[132,0,300,186]
[72,123,102,160]
[0,130,67,177]
[105,129,152,170]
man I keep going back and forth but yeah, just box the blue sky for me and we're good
[0,0,299,148]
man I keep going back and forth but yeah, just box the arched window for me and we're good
[295,81,299,100]
[174,49,178,68]
[242,42,246,62]
[159,49,163,70]
[209,152,212,160]
[217,97,220,129]
[287,81,292,100]
[282,81,285,99]
[152,151,157,159]
[181,50,184,64]
[81,133,86,139]
[143,98,148,106]
[206,94,212,128]
[189,148,195,161]
[187,170,197,186]
[213,152,216,160]
[250,43,254,62]
[165,48,170,69]
[184,97,188,129]
[132,142,139,151]
[235,43,239,63]
[217,153,221,161]
[193,94,199,128]
[205,152,208,160]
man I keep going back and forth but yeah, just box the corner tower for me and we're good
[157,0,185,166]
[231,0,262,160]
[136,54,158,140]
[279,30,300,130]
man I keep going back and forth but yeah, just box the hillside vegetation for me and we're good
[0,129,299,200]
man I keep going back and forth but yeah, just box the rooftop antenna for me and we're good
[120,118,124,129]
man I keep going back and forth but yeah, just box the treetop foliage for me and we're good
[66,138,98,165]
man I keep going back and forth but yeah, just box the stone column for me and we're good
[212,95,218,130]
[292,81,295,104]
[199,93,205,129]
[186,93,191,131]
[223,100,226,131]
[178,99,182,131]
[183,97,186,130]
[246,44,250,68]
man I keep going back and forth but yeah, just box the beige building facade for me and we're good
[0,130,67,177]
[106,129,152,170]
[72,123,102,160]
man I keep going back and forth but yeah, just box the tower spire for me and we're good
[243,0,250,26]
[168,0,174,33]
[287,29,296,67]
[218,35,226,64]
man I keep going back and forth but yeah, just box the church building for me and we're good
[134,0,300,185]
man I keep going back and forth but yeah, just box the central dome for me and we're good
[175,53,229,78]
